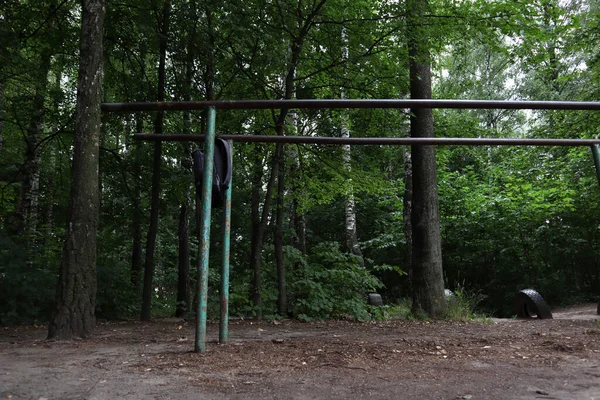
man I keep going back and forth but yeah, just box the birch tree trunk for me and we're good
[17,48,52,241]
[289,140,306,255]
[340,26,362,261]
[47,0,106,339]
[43,67,63,255]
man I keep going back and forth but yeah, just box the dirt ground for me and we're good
[1,304,600,400]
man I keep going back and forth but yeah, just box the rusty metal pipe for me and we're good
[133,133,600,146]
[102,99,600,112]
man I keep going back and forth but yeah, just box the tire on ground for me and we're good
[514,289,553,319]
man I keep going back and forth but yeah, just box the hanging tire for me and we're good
[514,289,553,319]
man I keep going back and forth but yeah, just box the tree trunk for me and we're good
[339,25,362,263]
[250,0,327,317]
[407,0,446,318]
[289,142,306,255]
[342,149,361,259]
[176,194,191,317]
[342,164,360,256]
[141,0,170,321]
[17,48,52,241]
[275,145,287,315]
[175,2,197,316]
[250,148,264,317]
[130,115,144,287]
[249,143,281,320]
[341,116,361,260]
[130,40,146,288]
[47,0,105,340]
[43,68,63,255]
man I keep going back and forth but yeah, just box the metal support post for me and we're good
[219,141,233,344]
[195,107,216,353]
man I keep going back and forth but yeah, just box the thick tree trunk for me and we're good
[141,0,170,321]
[408,0,446,318]
[47,0,105,340]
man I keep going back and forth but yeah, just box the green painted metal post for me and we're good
[195,107,216,353]
[220,141,233,344]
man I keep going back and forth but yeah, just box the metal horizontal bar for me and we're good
[102,99,600,112]
[133,133,600,146]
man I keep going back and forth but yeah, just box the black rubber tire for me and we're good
[514,289,553,319]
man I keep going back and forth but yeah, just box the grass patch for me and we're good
[445,287,488,322]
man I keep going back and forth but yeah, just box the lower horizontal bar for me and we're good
[133,133,600,147]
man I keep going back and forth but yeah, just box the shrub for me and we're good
[290,242,383,321]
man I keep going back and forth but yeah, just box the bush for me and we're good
[0,232,57,325]
[290,242,383,321]
[445,286,488,321]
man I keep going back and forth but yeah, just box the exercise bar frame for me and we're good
[101,99,600,353]
[102,99,600,112]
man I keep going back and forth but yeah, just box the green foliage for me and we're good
[4,0,600,327]
[0,231,57,325]
[367,298,413,321]
[444,286,488,322]
[95,230,141,320]
[96,261,140,320]
[290,242,383,321]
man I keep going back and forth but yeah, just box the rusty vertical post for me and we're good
[219,141,232,344]
[195,106,216,353]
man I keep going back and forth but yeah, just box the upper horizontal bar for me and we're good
[133,133,600,146]
[102,99,600,112]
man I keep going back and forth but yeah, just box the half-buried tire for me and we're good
[515,289,553,319]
